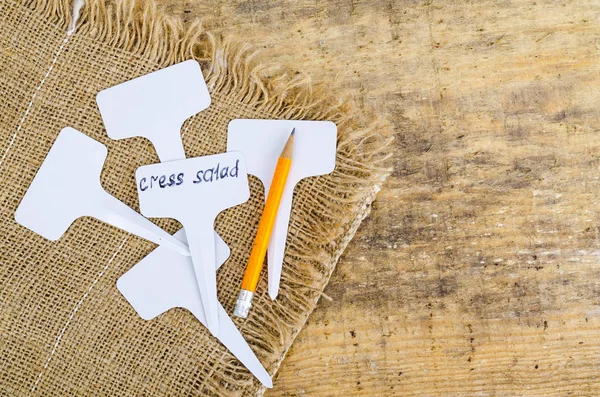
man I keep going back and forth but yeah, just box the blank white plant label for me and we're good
[14,127,189,256]
[117,229,273,388]
[97,60,211,162]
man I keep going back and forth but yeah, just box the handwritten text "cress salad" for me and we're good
[139,159,240,191]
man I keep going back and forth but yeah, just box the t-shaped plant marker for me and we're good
[96,60,210,162]
[117,229,272,388]
[135,152,250,336]
[227,119,337,299]
[14,127,189,256]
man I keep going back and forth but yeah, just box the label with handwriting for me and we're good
[136,153,248,217]
[138,159,240,192]
[135,151,250,337]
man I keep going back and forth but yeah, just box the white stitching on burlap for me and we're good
[0,0,85,173]
[0,36,71,173]
[28,236,129,396]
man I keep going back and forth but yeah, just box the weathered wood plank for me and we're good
[160,0,600,394]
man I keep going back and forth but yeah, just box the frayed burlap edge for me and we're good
[19,0,393,393]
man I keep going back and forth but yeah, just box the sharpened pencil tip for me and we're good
[290,128,296,136]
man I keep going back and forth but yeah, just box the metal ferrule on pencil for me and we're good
[233,289,254,318]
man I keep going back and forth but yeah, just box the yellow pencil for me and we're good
[233,128,295,318]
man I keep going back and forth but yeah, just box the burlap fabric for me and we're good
[0,0,392,395]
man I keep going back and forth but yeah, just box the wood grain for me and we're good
[160,0,600,395]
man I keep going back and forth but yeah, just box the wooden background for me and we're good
[160,0,600,395]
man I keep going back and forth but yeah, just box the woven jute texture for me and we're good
[0,0,392,395]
